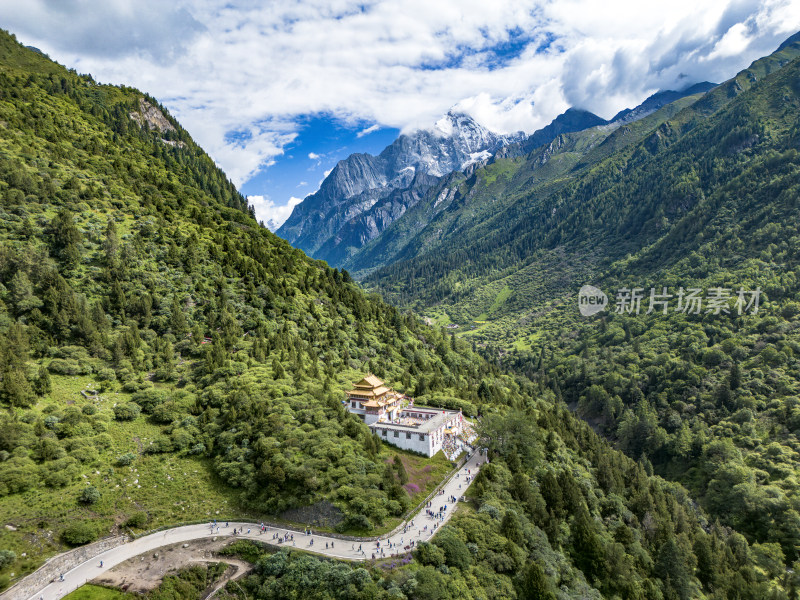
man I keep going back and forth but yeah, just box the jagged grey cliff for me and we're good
[275,111,525,265]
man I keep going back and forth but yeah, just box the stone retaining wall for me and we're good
[0,535,129,600]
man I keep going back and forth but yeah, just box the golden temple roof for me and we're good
[352,374,385,389]
[348,374,394,398]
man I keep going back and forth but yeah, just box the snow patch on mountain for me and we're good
[277,110,525,261]
[461,150,492,170]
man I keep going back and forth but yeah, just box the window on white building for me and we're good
[406,432,411,439]
[419,434,425,441]
[394,431,399,438]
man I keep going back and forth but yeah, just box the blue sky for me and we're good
[241,116,400,228]
[2,1,798,228]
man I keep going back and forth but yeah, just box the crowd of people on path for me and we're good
[424,501,450,521]
[272,531,294,544]
[203,453,490,562]
[38,453,485,600]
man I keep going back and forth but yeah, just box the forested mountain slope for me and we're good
[360,32,800,566]
[356,37,799,284]
[342,83,717,277]
[0,30,792,599]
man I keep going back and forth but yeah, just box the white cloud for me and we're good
[208,126,296,187]
[0,0,205,60]
[705,22,752,61]
[308,152,320,159]
[248,194,304,230]
[317,169,334,188]
[356,124,380,137]
[2,0,797,190]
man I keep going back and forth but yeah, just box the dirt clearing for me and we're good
[91,537,251,595]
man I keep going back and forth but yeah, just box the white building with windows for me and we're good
[345,375,464,457]
[370,407,463,457]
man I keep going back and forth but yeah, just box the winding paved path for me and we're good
[27,451,484,600]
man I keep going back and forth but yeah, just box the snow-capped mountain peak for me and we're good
[276,109,525,261]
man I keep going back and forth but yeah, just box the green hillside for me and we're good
[0,28,495,555]
[359,33,800,562]
[0,29,793,599]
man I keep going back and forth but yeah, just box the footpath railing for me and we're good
[0,535,129,600]
[360,450,472,542]
[132,450,473,544]
[389,451,471,535]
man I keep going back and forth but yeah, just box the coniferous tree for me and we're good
[570,505,604,583]
[273,358,285,380]
[50,207,82,269]
[103,217,119,267]
[9,270,41,314]
[501,510,524,546]
[34,365,51,396]
[729,362,741,390]
[1,367,34,407]
[654,536,693,600]
[516,562,556,600]
[393,457,409,485]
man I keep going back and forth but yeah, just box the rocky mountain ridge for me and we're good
[278,82,719,267]
[275,111,525,262]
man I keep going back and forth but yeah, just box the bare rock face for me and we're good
[276,112,524,264]
[280,500,344,528]
[130,98,176,134]
[129,99,186,149]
